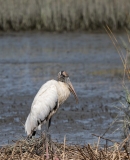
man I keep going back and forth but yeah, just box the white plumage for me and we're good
[25,71,78,137]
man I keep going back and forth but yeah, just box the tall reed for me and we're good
[0,0,130,31]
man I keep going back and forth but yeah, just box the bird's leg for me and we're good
[47,118,58,157]
[48,117,52,132]
[45,133,50,159]
[46,117,52,142]
[45,137,49,160]
[45,118,58,159]
[45,118,52,160]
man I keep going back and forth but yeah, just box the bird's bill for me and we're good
[67,78,78,103]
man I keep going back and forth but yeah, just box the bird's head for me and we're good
[58,71,78,103]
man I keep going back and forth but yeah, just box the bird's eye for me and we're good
[62,74,65,77]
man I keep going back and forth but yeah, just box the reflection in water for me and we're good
[0,32,126,146]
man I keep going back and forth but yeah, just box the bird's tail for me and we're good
[25,113,37,137]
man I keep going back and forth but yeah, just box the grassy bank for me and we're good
[0,0,130,31]
[0,134,129,160]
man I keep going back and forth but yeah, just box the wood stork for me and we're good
[25,71,78,138]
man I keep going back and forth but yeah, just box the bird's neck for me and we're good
[57,81,70,105]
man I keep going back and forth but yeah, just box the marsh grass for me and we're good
[0,134,129,160]
[0,0,130,31]
[105,26,130,153]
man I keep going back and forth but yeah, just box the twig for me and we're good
[119,134,130,149]
[63,135,66,160]
[92,134,119,144]
[101,114,119,137]
[123,143,130,159]
[104,25,130,80]
[95,136,100,154]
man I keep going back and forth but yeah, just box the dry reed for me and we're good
[0,134,129,160]
[0,0,130,31]
[104,26,130,158]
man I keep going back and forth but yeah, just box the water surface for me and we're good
[0,32,127,146]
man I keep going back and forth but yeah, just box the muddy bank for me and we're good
[0,32,128,146]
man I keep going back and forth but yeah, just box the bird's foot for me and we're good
[45,133,58,159]
[46,133,51,142]
[45,133,50,159]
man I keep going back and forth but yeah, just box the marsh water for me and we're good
[0,32,128,146]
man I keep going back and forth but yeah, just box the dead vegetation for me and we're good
[0,134,130,160]
[105,25,130,138]
[0,0,130,31]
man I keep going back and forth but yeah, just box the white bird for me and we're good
[25,71,78,138]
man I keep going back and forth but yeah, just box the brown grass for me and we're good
[104,26,130,157]
[0,0,130,31]
[0,134,130,160]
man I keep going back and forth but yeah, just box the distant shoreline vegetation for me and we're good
[0,0,130,31]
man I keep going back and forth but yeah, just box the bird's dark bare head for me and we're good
[58,71,69,82]
[58,71,78,103]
